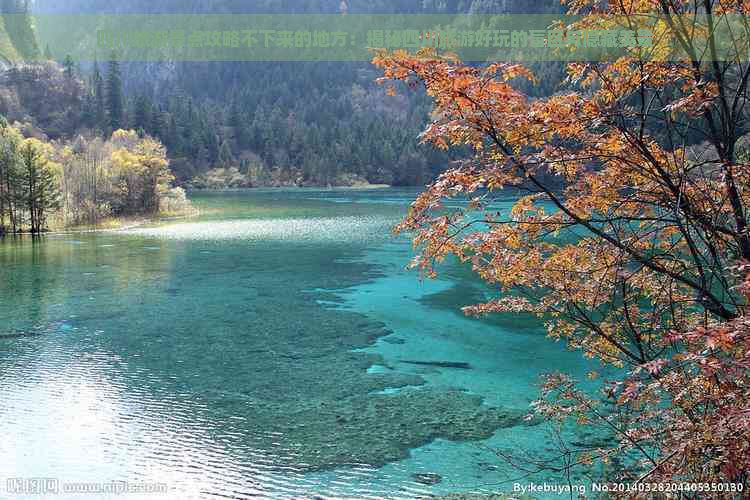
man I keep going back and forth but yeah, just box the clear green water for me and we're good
[0,189,599,499]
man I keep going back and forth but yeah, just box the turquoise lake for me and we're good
[0,188,600,499]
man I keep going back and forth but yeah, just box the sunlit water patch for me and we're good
[122,216,394,244]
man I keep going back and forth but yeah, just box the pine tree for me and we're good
[63,54,75,78]
[166,115,181,155]
[19,140,59,234]
[106,54,124,131]
[218,140,233,166]
[92,56,107,131]
[150,108,166,140]
[134,94,152,133]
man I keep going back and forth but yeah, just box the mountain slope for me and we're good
[0,16,20,63]
[26,0,561,186]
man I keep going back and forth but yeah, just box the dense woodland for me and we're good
[0,2,191,234]
[0,0,565,229]
[0,57,462,187]
[0,0,565,188]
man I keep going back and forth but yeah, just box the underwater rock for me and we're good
[400,360,472,369]
[413,472,443,485]
[80,245,527,474]
[239,388,529,471]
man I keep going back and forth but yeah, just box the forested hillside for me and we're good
[21,0,562,187]
[0,0,38,62]
[0,2,190,234]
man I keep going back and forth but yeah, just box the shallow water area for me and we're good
[0,188,600,499]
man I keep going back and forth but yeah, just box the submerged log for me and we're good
[399,360,472,369]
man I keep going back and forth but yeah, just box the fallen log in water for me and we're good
[399,360,472,369]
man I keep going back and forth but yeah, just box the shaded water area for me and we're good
[0,189,601,499]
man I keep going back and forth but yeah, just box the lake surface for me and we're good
[0,189,597,499]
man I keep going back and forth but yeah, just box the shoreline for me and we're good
[57,212,199,235]
[2,185,402,238]
[183,184,394,192]
[0,211,200,237]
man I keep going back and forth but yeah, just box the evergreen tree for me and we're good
[150,108,166,139]
[63,54,75,78]
[166,115,180,155]
[133,94,152,132]
[92,57,107,131]
[19,140,60,234]
[106,54,124,131]
[218,140,233,166]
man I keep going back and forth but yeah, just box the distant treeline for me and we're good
[1,58,462,187]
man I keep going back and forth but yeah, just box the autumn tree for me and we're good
[58,135,110,225]
[374,0,750,494]
[109,129,172,215]
[136,136,173,213]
